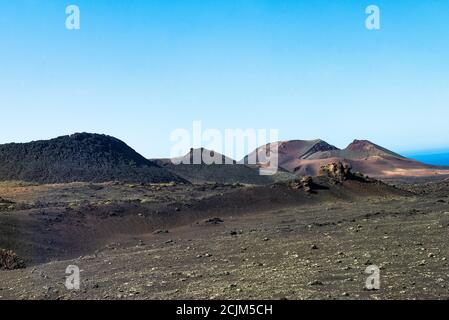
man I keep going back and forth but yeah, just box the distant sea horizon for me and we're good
[402,149,449,166]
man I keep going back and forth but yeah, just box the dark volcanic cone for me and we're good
[0,133,186,184]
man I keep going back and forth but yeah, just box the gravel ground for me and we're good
[1,179,449,300]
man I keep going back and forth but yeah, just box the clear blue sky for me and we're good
[1,0,448,158]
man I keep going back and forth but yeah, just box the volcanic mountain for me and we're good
[154,148,295,184]
[0,133,185,184]
[244,139,449,179]
[243,139,339,173]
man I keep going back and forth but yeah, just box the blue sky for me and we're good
[1,0,448,158]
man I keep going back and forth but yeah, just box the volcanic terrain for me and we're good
[1,134,449,300]
[245,139,449,181]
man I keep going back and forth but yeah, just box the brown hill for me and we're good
[243,139,338,171]
[244,139,449,179]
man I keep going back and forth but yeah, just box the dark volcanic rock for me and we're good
[0,197,14,204]
[0,249,26,270]
[0,133,186,184]
[288,176,313,193]
[202,218,224,225]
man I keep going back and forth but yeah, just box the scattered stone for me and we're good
[153,230,169,234]
[203,218,224,225]
[308,280,323,286]
[0,197,14,204]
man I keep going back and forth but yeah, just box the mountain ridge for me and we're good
[242,138,449,178]
[1,134,448,184]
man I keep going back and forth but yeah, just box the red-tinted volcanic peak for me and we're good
[244,139,339,165]
[343,140,405,159]
[243,138,449,179]
[345,140,382,152]
[301,140,340,159]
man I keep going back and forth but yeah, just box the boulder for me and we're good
[0,249,26,270]
[288,175,313,193]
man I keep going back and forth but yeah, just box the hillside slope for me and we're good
[0,133,185,184]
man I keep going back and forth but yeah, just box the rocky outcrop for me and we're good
[0,249,26,270]
[288,175,313,193]
[319,162,378,184]
[319,162,353,183]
